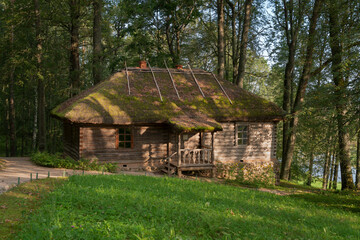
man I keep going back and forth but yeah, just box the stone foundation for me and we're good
[215,161,278,185]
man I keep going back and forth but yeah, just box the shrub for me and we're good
[30,152,117,173]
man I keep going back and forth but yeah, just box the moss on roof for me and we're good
[51,69,284,132]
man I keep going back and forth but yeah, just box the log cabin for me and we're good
[51,61,284,177]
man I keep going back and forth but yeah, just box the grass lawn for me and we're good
[10,174,360,240]
[0,178,66,239]
[290,179,342,190]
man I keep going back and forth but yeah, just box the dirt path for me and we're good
[0,157,161,195]
[0,157,73,194]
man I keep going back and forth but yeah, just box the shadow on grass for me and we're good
[0,178,66,239]
[289,191,360,214]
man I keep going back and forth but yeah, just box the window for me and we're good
[117,127,133,149]
[236,124,249,145]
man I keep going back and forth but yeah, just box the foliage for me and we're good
[14,175,360,239]
[30,152,117,173]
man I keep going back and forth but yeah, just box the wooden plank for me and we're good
[211,73,232,104]
[147,61,163,102]
[211,131,214,164]
[187,64,205,98]
[164,60,181,100]
[125,61,131,95]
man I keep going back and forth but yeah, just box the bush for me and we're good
[31,152,117,173]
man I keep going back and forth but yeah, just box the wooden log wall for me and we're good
[70,121,277,169]
[63,122,80,160]
[79,125,176,168]
[204,122,277,164]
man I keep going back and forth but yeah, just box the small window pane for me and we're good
[236,124,248,146]
[118,127,133,149]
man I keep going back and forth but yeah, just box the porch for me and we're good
[162,132,215,177]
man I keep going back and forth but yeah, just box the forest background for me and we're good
[0,0,359,190]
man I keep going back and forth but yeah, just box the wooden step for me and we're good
[161,164,177,175]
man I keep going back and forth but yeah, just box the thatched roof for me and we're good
[51,68,284,132]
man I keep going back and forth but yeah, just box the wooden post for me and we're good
[177,132,182,177]
[211,131,215,178]
[167,132,170,176]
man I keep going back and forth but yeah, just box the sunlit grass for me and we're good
[0,178,66,239]
[14,175,360,239]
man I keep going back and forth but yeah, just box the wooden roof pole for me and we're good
[187,64,205,98]
[164,60,181,100]
[147,61,163,102]
[177,133,182,177]
[211,73,233,104]
[125,61,131,95]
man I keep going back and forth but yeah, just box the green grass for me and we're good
[14,175,360,239]
[0,178,66,239]
[292,179,342,190]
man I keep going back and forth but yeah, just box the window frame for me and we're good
[235,123,249,146]
[116,127,134,149]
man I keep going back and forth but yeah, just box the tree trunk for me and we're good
[328,2,355,190]
[230,2,238,82]
[332,153,339,190]
[217,0,225,78]
[174,30,181,65]
[280,0,301,179]
[34,0,46,152]
[235,0,253,88]
[356,123,360,190]
[322,135,332,189]
[9,0,17,157]
[69,0,81,96]
[5,98,9,157]
[9,68,16,156]
[328,151,335,189]
[280,0,323,180]
[306,149,314,186]
[92,0,102,85]
[165,18,175,66]
[32,86,38,152]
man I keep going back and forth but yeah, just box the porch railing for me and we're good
[179,149,212,166]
